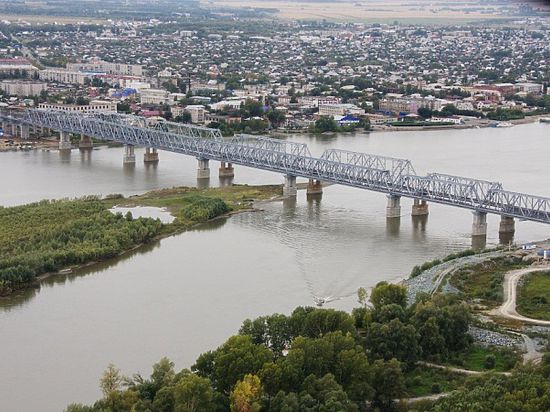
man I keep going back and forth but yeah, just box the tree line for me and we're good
[66,282,484,412]
[0,199,163,295]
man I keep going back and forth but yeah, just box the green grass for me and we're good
[404,365,466,397]
[447,345,519,372]
[450,256,527,306]
[517,271,550,321]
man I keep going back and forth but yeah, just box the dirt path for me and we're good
[492,267,550,326]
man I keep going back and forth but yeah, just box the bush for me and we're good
[484,355,496,370]
[431,383,441,394]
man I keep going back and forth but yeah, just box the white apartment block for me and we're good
[140,89,172,105]
[318,103,364,117]
[38,100,117,113]
[185,105,205,123]
[298,96,341,107]
[1,80,47,97]
[210,99,244,111]
[67,60,143,77]
[39,68,88,85]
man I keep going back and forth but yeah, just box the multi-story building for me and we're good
[185,105,205,123]
[0,58,37,76]
[67,60,143,77]
[515,82,542,94]
[318,103,364,117]
[39,68,88,85]
[298,96,341,108]
[140,89,172,105]
[1,80,47,97]
[38,100,117,113]
[210,99,245,111]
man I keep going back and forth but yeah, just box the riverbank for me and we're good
[0,184,282,297]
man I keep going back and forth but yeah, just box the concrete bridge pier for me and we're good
[144,147,159,163]
[306,179,323,197]
[59,131,72,150]
[499,215,515,245]
[472,211,487,237]
[412,199,429,216]
[283,174,297,197]
[197,158,210,179]
[79,135,93,150]
[219,162,234,178]
[386,195,401,218]
[21,125,30,139]
[123,144,136,164]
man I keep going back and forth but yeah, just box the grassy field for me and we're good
[404,365,466,397]
[450,256,527,306]
[203,0,513,24]
[448,345,519,373]
[517,271,550,321]
[0,13,106,24]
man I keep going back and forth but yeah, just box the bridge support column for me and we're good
[283,174,297,197]
[386,195,401,218]
[472,211,487,237]
[306,179,323,197]
[499,216,515,245]
[412,199,429,216]
[123,144,136,164]
[144,147,159,163]
[20,125,30,139]
[197,158,210,179]
[499,216,515,235]
[59,131,72,150]
[219,162,234,178]
[79,135,93,150]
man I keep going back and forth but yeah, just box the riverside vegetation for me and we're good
[0,184,281,295]
[66,282,529,412]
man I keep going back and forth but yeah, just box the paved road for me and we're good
[493,266,550,326]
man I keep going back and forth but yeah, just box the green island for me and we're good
[0,184,281,296]
[517,270,550,321]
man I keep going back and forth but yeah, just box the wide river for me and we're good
[1,122,549,411]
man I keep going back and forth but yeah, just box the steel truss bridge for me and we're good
[2,108,550,225]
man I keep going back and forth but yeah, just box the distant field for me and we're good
[0,13,106,24]
[203,0,514,23]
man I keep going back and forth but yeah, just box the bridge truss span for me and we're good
[2,108,550,225]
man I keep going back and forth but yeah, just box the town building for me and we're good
[38,100,117,113]
[318,103,364,117]
[140,89,172,105]
[185,105,205,123]
[67,60,143,76]
[0,58,37,76]
[1,80,47,97]
[39,68,88,85]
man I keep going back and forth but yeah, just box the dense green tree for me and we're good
[370,359,405,409]
[192,335,272,393]
[312,117,338,133]
[173,371,216,412]
[240,314,291,354]
[366,319,420,365]
[370,282,407,310]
